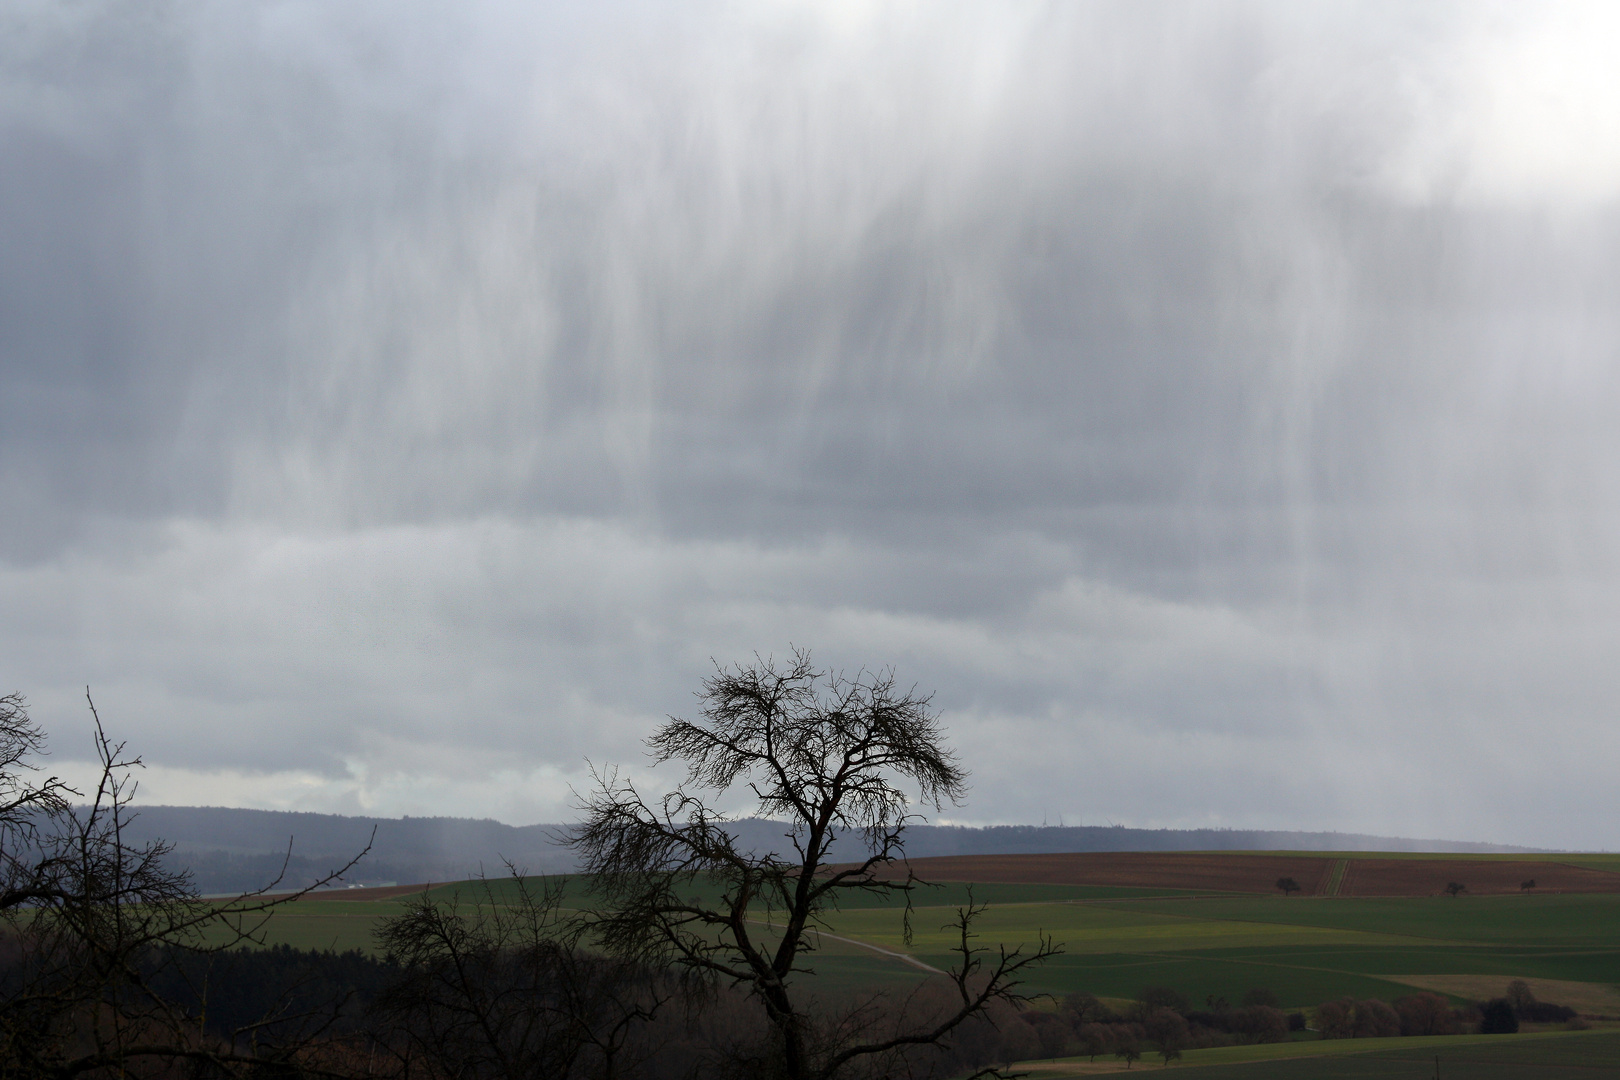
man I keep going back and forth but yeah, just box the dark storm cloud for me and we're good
[3,1,1619,847]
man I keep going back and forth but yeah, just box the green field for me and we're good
[793,889,1620,1008]
[235,861,1620,1074]
[1024,1030,1620,1077]
[241,874,1620,1014]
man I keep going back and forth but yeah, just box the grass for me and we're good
[809,888,1620,1009]
[1113,893,1620,946]
[1022,1029,1620,1077]
[1212,851,1620,868]
[833,901,1435,954]
[207,898,407,953]
[988,951,1423,1006]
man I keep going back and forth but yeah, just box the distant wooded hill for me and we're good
[117,806,1545,895]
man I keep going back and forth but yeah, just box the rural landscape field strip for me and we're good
[891,851,1620,896]
[890,853,1339,894]
[819,897,1462,1003]
[814,887,1620,1006]
[232,863,1620,1027]
[205,863,1620,1076]
[1389,974,1620,1015]
[1115,893,1620,944]
[1005,951,1428,1006]
[831,901,1436,957]
[1024,1030,1620,1078]
[1321,860,1347,897]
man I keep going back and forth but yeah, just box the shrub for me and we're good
[1316,998,1401,1039]
[996,1016,1043,1066]
[1480,998,1519,1034]
[1242,987,1281,1008]
[1519,1001,1576,1023]
[1020,1009,1073,1058]
[1138,986,1190,1016]
[1315,999,1353,1039]
[1062,990,1109,1025]
[1231,1005,1289,1043]
[1352,999,1401,1038]
[1077,1023,1112,1061]
[1396,992,1458,1036]
[1144,1006,1190,1056]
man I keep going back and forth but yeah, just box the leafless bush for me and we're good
[1,691,370,1078]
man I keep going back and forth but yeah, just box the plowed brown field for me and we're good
[885,852,1620,896]
[888,852,1335,894]
[1338,858,1620,896]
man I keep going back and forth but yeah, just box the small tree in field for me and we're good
[1275,877,1301,897]
[572,650,1060,1080]
[1144,1007,1189,1065]
[1114,1041,1142,1068]
[1506,980,1537,1014]
[1062,990,1106,1026]
[1445,881,1466,898]
[1077,1023,1109,1061]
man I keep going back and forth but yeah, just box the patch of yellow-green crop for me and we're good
[1022,1027,1609,1077]
[204,898,414,954]
[823,901,1432,959]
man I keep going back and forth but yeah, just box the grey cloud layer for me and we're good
[3,2,1618,847]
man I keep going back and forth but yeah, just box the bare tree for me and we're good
[1143,1007,1187,1065]
[571,650,1061,1080]
[0,690,370,1078]
[372,868,671,1080]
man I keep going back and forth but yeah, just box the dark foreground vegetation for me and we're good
[992,981,1586,1068]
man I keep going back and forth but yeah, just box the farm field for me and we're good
[816,891,1620,1005]
[1023,1030,1620,1077]
[232,849,1620,1071]
[885,850,1620,896]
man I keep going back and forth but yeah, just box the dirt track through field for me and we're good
[884,852,1620,896]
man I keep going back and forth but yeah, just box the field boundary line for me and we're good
[746,919,946,975]
[1091,898,1459,946]
[1129,948,1438,988]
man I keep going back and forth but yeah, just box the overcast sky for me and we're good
[4,1,1619,849]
